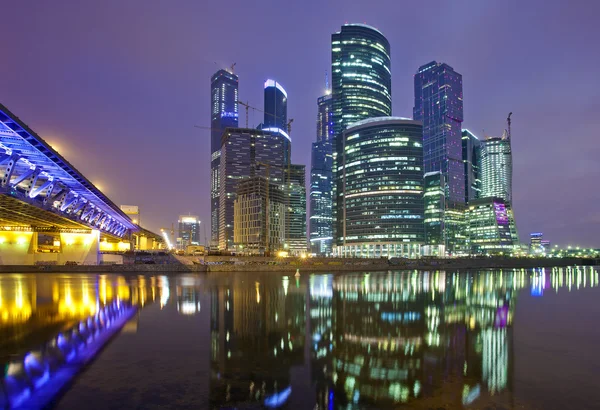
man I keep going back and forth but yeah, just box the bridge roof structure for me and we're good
[0,103,137,237]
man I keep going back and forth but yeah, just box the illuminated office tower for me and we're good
[219,128,290,251]
[178,215,200,247]
[309,91,334,255]
[480,131,512,203]
[210,69,238,246]
[530,232,543,254]
[465,197,515,254]
[286,164,307,255]
[263,79,288,131]
[337,118,424,258]
[423,172,446,256]
[479,128,518,245]
[414,61,464,254]
[462,129,481,203]
[331,24,392,249]
[233,177,286,254]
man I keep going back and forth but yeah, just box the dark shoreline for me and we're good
[0,256,596,274]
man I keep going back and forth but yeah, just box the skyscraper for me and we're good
[219,127,290,251]
[462,129,481,203]
[233,177,286,254]
[332,24,392,249]
[286,164,307,255]
[529,232,543,253]
[414,61,464,253]
[263,79,287,131]
[309,92,333,255]
[210,69,239,247]
[423,171,445,256]
[466,197,515,254]
[178,215,201,248]
[337,117,424,258]
[480,131,513,203]
[331,24,391,136]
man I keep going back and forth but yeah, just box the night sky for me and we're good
[1,0,598,247]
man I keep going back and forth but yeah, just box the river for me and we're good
[1,267,599,409]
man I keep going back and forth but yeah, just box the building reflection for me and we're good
[209,273,306,408]
[175,276,204,315]
[327,267,598,409]
[205,267,598,409]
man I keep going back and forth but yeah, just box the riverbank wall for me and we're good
[0,256,595,274]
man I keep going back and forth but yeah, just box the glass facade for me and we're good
[178,215,200,247]
[423,172,445,256]
[219,128,290,251]
[336,118,424,258]
[309,93,334,255]
[263,79,287,131]
[466,197,516,254]
[233,177,286,254]
[210,69,239,247]
[530,232,543,254]
[462,129,481,203]
[331,24,392,247]
[286,164,307,255]
[480,133,512,203]
[413,61,464,253]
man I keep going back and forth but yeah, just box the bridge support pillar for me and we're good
[0,231,35,265]
[58,230,100,265]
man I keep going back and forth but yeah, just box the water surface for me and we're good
[1,267,599,409]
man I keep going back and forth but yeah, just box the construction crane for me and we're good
[237,100,291,131]
[507,112,513,140]
[238,101,251,128]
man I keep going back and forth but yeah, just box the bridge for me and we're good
[0,103,162,265]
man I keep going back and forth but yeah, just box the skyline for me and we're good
[1,0,599,246]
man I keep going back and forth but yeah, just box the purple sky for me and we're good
[1,0,599,247]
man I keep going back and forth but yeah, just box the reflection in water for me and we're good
[205,267,598,409]
[209,274,307,407]
[1,267,598,409]
[0,273,161,365]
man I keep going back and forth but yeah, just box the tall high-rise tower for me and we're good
[414,61,464,201]
[414,61,464,254]
[309,80,334,255]
[480,131,513,203]
[210,68,239,247]
[331,24,392,249]
[337,118,424,258]
[219,128,290,251]
[263,79,287,131]
[462,129,482,203]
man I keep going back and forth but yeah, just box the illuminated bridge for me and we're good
[0,103,160,265]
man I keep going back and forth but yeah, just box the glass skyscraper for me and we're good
[466,197,515,254]
[337,117,424,258]
[480,131,513,203]
[423,171,445,256]
[178,215,201,247]
[210,69,238,247]
[286,164,307,255]
[219,127,290,251]
[263,79,287,131]
[414,61,464,253]
[331,24,392,249]
[479,130,518,246]
[462,129,481,203]
[309,93,334,255]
